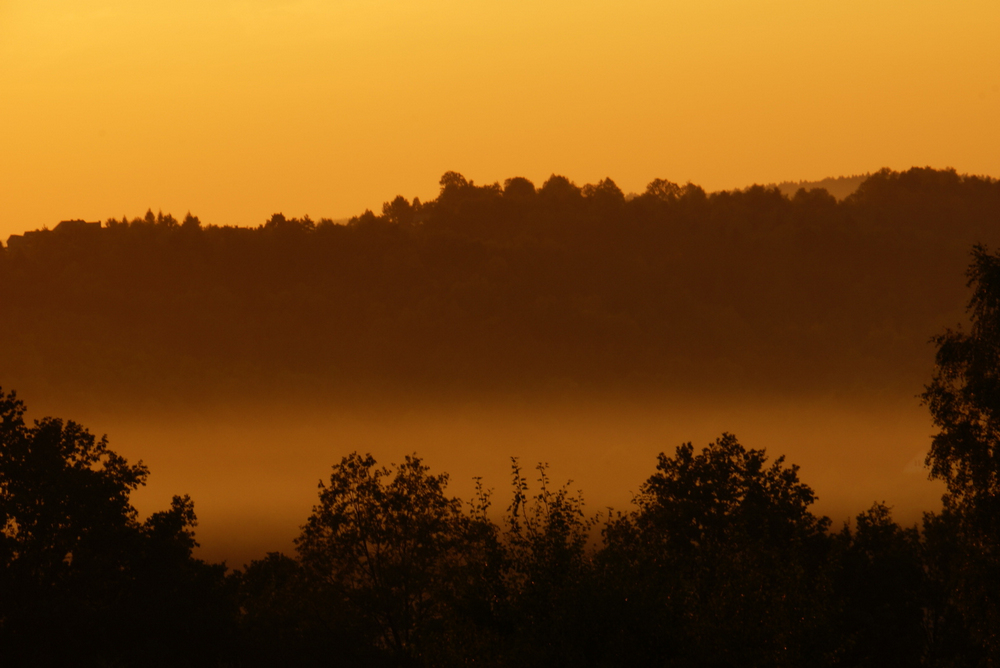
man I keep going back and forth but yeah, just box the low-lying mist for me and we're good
[36,391,942,567]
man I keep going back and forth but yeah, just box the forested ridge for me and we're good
[3,167,999,406]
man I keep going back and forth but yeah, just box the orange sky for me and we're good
[2,0,998,239]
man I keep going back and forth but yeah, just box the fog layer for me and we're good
[30,394,934,566]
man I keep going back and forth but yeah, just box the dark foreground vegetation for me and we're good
[3,167,1000,406]
[4,244,1000,666]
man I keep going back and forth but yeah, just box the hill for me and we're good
[2,167,997,409]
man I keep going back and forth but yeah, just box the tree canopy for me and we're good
[296,453,468,662]
[3,168,999,408]
[921,244,1000,662]
[0,388,232,667]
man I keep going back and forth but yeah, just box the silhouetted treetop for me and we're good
[0,388,231,666]
[637,433,829,547]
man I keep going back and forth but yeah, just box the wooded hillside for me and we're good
[2,167,997,406]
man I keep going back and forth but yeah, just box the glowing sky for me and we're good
[2,0,998,238]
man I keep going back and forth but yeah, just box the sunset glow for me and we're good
[7,4,1000,661]
[2,0,998,237]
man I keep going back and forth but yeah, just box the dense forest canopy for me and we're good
[2,167,999,408]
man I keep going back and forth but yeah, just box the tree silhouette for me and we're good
[296,453,469,662]
[831,503,925,667]
[921,244,1000,662]
[493,460,600,665]
[604,434,833,667]
[0,387,149,664]
[0,387,233,666]
[233,551,391,667]
[923,244,1000,508]
[502,176,537,201]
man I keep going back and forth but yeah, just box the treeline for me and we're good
[0,406,990,667]
[6,245,1000,666]
[3,167,1000,405]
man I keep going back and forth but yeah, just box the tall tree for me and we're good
[923,244,1000,510]
[0,387,149,664]
[0,388,232,667]
[922,244,1000,661]
[604,434,833,667]
[831,503,925,668]
[296,453,469,663]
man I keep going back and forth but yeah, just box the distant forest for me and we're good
[3,167,999,406]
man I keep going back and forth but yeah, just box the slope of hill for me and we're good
[1,167,997,409]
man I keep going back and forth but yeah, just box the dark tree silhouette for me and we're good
[233,551,391,667]
[492,460,600,666]
[0,388,149,663]
[603,434,833,667]
[831,503,925,667]
[0,388,233,667]
[921,244,1000,662]
[923,244,1000,508]
[296,453,470,663]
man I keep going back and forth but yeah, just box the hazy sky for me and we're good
[2,0,998,238]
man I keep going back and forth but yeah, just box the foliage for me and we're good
[634,433,829,549]
[296,453,469,662]
[923,244,1000,510]
[0,388,147,580]
[233,551,391,667]
[503,459,593,591]
[496,460,600,666]
[831,503,925,667]
[0,387,233,667]
[604,434,834,667]
[921,244,1000,662]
